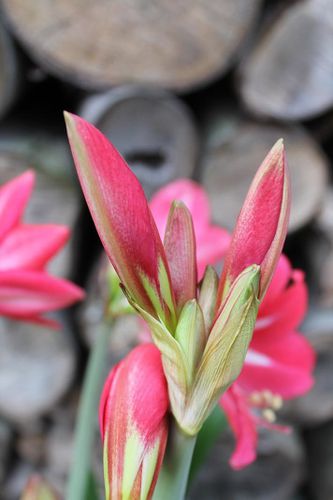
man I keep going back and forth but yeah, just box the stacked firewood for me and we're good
[0,1,332,498]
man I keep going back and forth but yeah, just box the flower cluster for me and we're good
[65,112,314,499]
[150,181,314,469]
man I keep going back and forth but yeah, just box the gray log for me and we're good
[239,0,333,120]
[0,19,23,120]
[0,318,76,424]
[2,0,261,91]
[282,308,333,426]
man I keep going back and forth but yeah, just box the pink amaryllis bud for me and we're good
[99,344,169,500]
[65,112,176,330]
[217,139,290,308]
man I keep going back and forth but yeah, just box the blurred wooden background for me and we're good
[0,1,333,498]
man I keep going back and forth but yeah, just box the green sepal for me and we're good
[179,265,260,435]
[125,292,189,422]
[175,300,206,385]
[198,266,219,334]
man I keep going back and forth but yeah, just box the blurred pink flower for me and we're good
[150,179,230,280]
[220,255,315,469]
[0,171,84,326]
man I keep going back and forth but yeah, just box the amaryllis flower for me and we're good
[65,112,289,438]
[0,171,84,326]
[220,254,315,469]
[150,179,230,280]
[99,344,168,500]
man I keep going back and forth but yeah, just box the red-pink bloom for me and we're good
[66,114,306,444]
[0,171,84,326]
[150,180,230,280]
[99,344,169,500]
[220,255,315,469]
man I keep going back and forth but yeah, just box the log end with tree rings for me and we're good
[2,0,261,91]
[239,0,333,120]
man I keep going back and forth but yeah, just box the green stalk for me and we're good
[67,321,112,500]
[189,406,227,483]
[153,422,196,500]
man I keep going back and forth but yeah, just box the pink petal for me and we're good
[218,140,290,306]
[260,254,291,307]
[0,224,69,271]
[0,170,35,242]
[239,332,315,398]
[150,179,230,280]
[220,386,258,469]
[0,270,84,317]
[150,179,211,237]
[65,112,174,320]
[256,272,307,336]
[164,202,197,311]
[196,226,230,280]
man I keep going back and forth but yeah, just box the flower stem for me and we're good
[189,406,227,483]
[153,422,196,500]
[67,321,112,500]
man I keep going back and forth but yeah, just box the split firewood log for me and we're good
[306,190,333,307]
[2,0,261,91]
[239,0,333,120]
[201,117,329,233]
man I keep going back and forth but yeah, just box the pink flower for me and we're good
[150,180,230,280]
[0,171,84,326]
[220,254,315,469]
[99,344,169,500]
[65,113,291,439]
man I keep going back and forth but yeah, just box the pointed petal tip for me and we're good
[268,138,286,172]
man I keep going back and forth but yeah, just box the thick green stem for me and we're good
[189,406,227,483]
[153,422,196,500]
[67,322,112,500]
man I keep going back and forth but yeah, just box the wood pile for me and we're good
[0,0,332,498]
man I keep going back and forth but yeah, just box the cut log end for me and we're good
[2,0,261,91]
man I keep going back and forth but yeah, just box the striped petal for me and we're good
[0,224,69,271]
[217,140,290,308]
[65,112,176,328]
[164,201,197,312]
[0,270,84,320]
[0,170,34,242]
